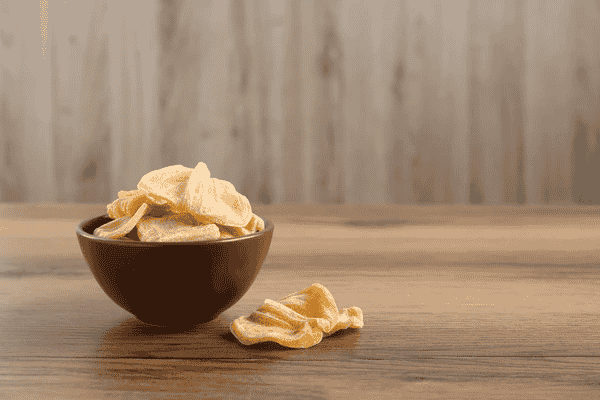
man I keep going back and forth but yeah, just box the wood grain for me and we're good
[570,0,600,205]
[468,0,526,204]
[2,0,600,205]
[1,204,600,398]
[0,0,54,202]
[523,0,574,204]
[304,0,346,204]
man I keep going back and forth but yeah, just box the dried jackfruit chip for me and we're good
[230,283,364,348]
[96,162,261,242]
[107,189,171,220]
[137,165,193,213]
[107,189,147,219]
[154,224,220,242]
[137,213,220,242]
[247,214,265,232]
[217,214,264,239]
[218,229,237,240]
[185,162,252,228]
[94,203,149,239]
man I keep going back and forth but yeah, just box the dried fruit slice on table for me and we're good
[230,283,364,348]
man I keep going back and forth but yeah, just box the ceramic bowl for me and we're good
[75,214,273,327]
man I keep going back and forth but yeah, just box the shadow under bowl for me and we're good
[75,214,274,327]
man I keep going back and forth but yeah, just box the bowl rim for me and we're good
[76,213,274,246]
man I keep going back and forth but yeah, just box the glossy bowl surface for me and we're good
[76,214,273,327]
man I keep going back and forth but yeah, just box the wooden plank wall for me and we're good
[1,0,599,205]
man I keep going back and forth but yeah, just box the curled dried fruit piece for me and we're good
[107,189,170,219]
[107,189,147,219]
[94,203,149,239]
[247,214,265,232]
[217,214,264,239]
[153,224,220,242]
[185,162,252,228]
[230,283,364,348]
[137,213,220,242]
[137,165,193,213]
[96,162,261,242]
[218,230,236,240]
[279,283,364,335]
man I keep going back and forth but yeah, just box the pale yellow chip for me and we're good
[137,213,220,242]
[106,162,257,242]
[137,165,192,213]
[230,283,364,348]
[217,225,250,238]
[185,162,252,228]
[218,230,236,240]
[107,198,124,219]
[216,214,264,239]
[106,189,146,219]
[154,224,220,242]
[246,214,264,232]
[94,203,149,239]
[107,189,171,220]
[107,194,128,219]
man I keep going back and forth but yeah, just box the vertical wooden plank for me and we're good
[401,0,454,203]
[337,0,396,204]
[227,0,260,199]
[0,0,54,202]
[440,0,470,204]
[0,0,26,201]
[499,1,527,205]
[301,0,346,204]
[50,0,101,202]
[386,0,469,205]
[155,0,179,168]
[260,0,287,203]
[281,0,304,202]
[223,0,286,204]
[385,0,412,204]
[104,0,159,195]
[157,0,269,198]
[467,0,526,204]
[156,0,206,171]
[60,0,114,203]
[523,0,574,204]
[338,0,367,203]
[242,0,278,204]
[366,0,399,204]
[223,0,278,204]
[569,0,600,204]
[298,0,316,203]
[188,0,238,181]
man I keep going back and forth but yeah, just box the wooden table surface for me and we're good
[1,203,600,399]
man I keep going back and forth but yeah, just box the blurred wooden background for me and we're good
[1,0,599,205]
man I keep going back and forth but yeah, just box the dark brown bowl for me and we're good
[75,214,273,327]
